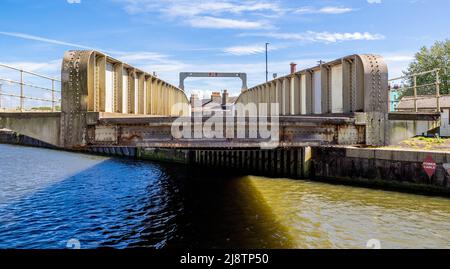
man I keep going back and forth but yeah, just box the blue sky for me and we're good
[0,0,449,98]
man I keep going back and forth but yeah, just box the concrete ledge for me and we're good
[346,148,375,159]
[316,146,450,193]
[388,112,441,121]
[0,130,58,149]
[346,147,450,163]
[374,149,393,160]
[416,151,449,164]
[392,150,419,162]
[0,113,61,146]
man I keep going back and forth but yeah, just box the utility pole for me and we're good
[0,83,2,110]
[265,42,269,82]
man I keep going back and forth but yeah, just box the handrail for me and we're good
[0,63,60,82]
[389,68,441,113]
[389,82,438,92]
[0,92,60,103]
[389,68,440,82]
[0,62,61,112]
[0,77,61,93]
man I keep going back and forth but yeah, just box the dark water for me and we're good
[0,144,450,249]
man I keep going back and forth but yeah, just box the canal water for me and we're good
[0,144,449,249]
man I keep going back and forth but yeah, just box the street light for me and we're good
[265,42,270,82]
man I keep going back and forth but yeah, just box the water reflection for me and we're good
[0,144,450,249]
[247,177,450,248]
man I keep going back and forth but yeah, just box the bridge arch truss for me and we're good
[61,50,190,147]
[236,54,389,115]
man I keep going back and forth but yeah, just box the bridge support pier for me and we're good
[189,147,313,179]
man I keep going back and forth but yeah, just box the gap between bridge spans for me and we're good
[170,102,281,149]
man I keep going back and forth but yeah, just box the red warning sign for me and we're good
[422,155,436,178]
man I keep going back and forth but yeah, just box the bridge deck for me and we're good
[86,112,365,149]
[95,113,357,125]
[0,111,442,149]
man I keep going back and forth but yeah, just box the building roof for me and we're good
[201,97,238,111]
[191,95,238,113]
[397,95,450,110]
[202,101,224,112]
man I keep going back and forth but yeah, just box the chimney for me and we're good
[211,92,221,103]
[222,89,229,107]
[290,62,297,74]
[190,93,200,109]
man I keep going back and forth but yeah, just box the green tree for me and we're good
[403,39,449,96]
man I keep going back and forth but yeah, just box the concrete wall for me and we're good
[0,130,58,148]
[313,147,450,193]
[440,109,450,136]
[388,120,439,145]
[0,113,61,146]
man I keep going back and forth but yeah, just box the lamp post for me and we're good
[265,42,269,82]
[0,83,2,110]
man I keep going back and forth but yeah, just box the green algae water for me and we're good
[0,144,449,249]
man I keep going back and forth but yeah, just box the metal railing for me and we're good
[389,69,441,113]
[0,63,61,112]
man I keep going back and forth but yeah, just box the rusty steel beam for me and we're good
[80,113,365,149]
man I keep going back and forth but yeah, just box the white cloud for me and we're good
[123,0,282,15]
[187,16,269,29]
[383,55,415,62]
[158,1,282,17]
[0,60,61,77]
[116,51,190,74]
[67,0,81,4]
[295,6,353,14]
[223,44,277,55]
[311,32,385,42]
[224,45,266,56]
[116,52,170,62]
[0,31,107,51]
[382,53,415,78]
[0,31,189,82]
[0,31,179,64]
[242,31,385,43]
[118,0,356,30]
[118,0,281,29]
[367,0,382,4]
